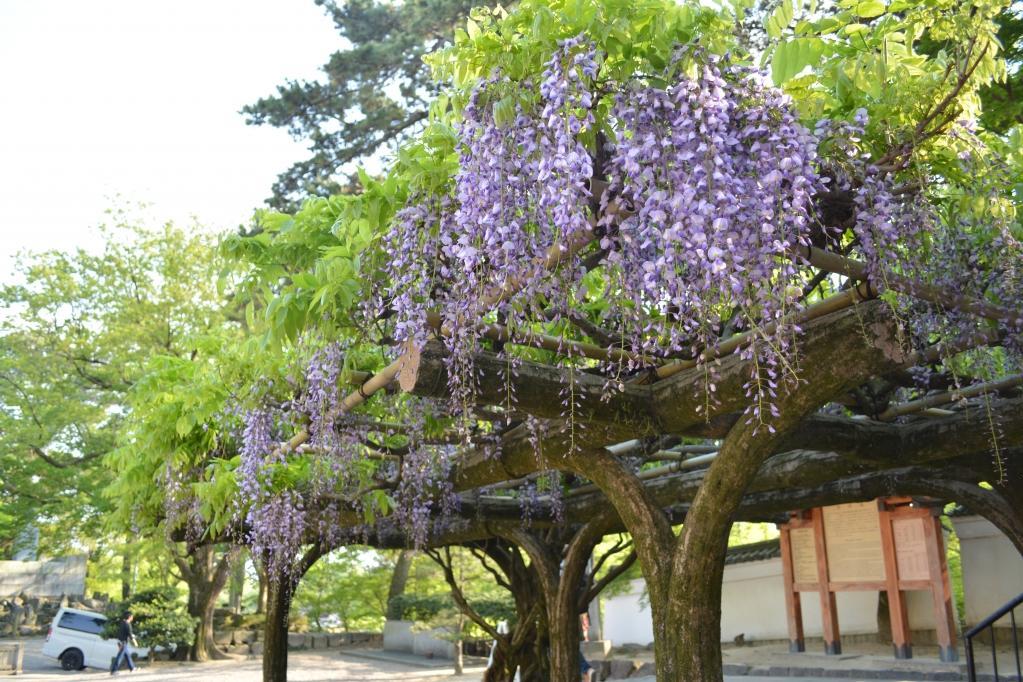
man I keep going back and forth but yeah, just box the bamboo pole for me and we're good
[651,282,876,381]
[566,452,719,497]
[425,311,653,365]
[877,374,1023,421]
[802,246,1018,324]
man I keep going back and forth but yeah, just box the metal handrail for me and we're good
[966,591,1023,682]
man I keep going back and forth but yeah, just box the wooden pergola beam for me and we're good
[402,301,907,439]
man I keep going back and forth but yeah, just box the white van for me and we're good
[41,607,146,671]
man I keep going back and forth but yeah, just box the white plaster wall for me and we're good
[602,580,654,646]
[906,589,939,629]
[797,589,879,637]
[383,619,455,659]
[383,620,415,652]
[720,559,789,641]
[952,515,1023,627]
[0,555,86,597]
[602,559,883,645]
[726,559,878,640]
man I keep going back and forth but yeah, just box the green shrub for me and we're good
[102,588,196,651]
[388,593,450,621]
[388,592,516,637]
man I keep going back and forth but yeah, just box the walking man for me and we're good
[110,611,137,675]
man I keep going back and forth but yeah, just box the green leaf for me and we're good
[853,0,886,18]
[841,22,870,36]
[771,38,825,85]
[175,415,193,438]
[765,0,795,39]
[493,96,516,128]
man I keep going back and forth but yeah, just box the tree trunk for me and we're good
[229,553,246,614]
[453,540,545,682]
[385,550,414,620]
[191,581,219,663]
[176,545,239,662]
[261,545,326,682]
[256,562,268,615]
[120,544,132,601]
[454,629,464,675]
[546,597,580,682]
[263,574,295,682]
[504,513,623,682]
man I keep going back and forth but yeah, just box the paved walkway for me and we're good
[13,636,1016,680]
[5,638,482,681]
[606,639,1019,680]
[4,637,872,681]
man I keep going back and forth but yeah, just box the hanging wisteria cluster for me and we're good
[235,345,470,579]
[601,56,820,422]
[385,36,598,416]
[228,31,1023,579]
[818,115,1023,366]
[236,405,309,580]
[386,38,823,427]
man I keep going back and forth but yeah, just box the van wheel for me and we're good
[60,648,84,671]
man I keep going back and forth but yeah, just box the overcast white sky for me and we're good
[0,1,342,265]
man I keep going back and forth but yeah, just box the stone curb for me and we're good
[721,662,976,681]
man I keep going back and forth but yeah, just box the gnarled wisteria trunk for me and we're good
[261,545,325,682]
[549,305,909,681]
[262,573,294,682]
[431,540,549,682]
[502,530,581,682]
[503,511,634,682]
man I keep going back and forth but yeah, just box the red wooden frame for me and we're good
[778,497,958,662]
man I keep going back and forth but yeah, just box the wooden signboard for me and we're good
[893,517,930,582]
[778,497,958,663]
[823,502,886,583]
[790,527,817,584]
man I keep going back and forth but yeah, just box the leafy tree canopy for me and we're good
[0,215,229,557]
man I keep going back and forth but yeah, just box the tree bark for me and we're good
[385,550,414,620]
[263,574,294,682]
[504,512,632,682]
[229,552,246,615]
[175,545,239,662]
[120,545,133,601]
[447,540,546,682]
[501,529,576,682]
[263,573,293,682]
[262,545,325,682]
[256,561,268,615]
